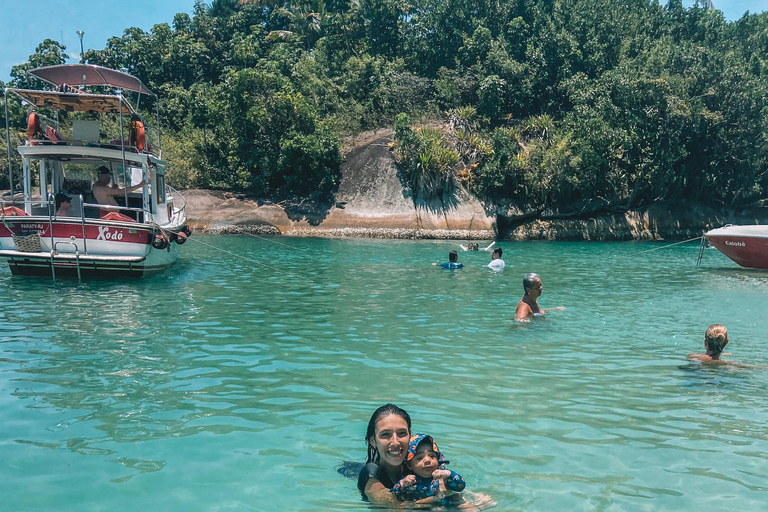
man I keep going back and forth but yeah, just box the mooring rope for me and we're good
[623,236,703,257]
[242,231,310,252]
[187,236,314,282]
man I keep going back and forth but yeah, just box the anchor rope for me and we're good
[187,236,314,282]
[242,231,310,252]
[623,236,703,257]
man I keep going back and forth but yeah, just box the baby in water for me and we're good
[392,433,478,510]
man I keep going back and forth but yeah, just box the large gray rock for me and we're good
[184,129,496,238]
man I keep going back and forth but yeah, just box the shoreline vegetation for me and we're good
[2,1,767,239]
[180,127,768,240]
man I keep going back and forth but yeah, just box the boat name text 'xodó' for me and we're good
[97,226,125,241]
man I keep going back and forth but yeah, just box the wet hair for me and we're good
[448,250,458,263]
[523,273,540,293]
[365,403,411,464]
[492,247,502,258]
[705,324,729,354]
[468,243,478,251]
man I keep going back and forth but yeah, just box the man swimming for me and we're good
[515,273,565,320]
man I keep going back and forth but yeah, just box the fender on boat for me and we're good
[175,232,187,244]
[151,234,168,250]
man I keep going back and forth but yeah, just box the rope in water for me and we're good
[242,231,310,252]
[623,236,703,257]
[188,236,314,282]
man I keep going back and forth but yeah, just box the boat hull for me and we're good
[705,225,768,269]
[0,217,183,278]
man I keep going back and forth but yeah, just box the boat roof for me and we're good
[8,88,137,115]
[29,64,155,96]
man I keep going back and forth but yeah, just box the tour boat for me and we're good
[704,224,768,269]
[1,64,189,279]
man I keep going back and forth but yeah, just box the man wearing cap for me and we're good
[92,166,146,207]
[55,193,72,216]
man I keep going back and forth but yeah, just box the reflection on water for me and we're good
[1,237,768,510]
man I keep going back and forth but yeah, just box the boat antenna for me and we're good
[77,31,85,64]
[4,88,14,199]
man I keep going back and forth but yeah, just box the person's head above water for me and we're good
[492,247,502,259]
[704,324,729,355]
[523,273,541,295]
[365,403,412,465]
[405,433,449,478]
[448,250,459,263]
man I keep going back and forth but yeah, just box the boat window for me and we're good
[156,173,166,204]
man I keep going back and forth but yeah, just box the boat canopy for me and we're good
[28,64,155,97]
[8,88,137,115]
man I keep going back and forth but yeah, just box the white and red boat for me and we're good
[1,64,189,279]
[705,225,768,269]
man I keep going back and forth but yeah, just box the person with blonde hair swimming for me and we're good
[688,324,732,364]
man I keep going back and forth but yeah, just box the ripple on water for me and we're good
[1,238,768,510]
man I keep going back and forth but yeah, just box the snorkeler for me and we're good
[392,433,476,510]
[515,273,565,320]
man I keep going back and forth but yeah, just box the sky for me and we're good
[1,0,766,83]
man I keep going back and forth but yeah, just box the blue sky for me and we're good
[1,0,766,83]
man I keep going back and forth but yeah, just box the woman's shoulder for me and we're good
[357,462,388,490]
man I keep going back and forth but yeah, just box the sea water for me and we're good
[1,236,767,511]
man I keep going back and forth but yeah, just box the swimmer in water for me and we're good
[688,324,732,364]
[486,247,504,270]
[433,250,464,269]
[460,242,495,251]
[515,273,565,320]
[392,433,477,510]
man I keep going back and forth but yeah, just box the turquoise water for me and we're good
[2,236,768,511]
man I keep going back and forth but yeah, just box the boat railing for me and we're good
[166,185,187,225]
[81,201,147,223]
[24,138,153,155]
[2,196,149,256]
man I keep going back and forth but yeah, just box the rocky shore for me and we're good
[184,129,768,240]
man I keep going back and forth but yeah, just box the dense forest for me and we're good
[2,0,767,213]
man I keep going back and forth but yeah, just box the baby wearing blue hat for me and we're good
[392,433,474,508]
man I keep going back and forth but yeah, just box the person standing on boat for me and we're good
[515,273,565,320]
[92,166,145,207]
[55,193,72,216]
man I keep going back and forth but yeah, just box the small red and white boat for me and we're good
[704,225,768,269]
[1,64,189,279]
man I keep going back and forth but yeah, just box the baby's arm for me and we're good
[442,470,466,492]
[392,474,416,499]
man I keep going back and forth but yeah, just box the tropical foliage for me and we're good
[2,0,767,210]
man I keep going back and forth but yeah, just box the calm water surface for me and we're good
[2,237,767,511]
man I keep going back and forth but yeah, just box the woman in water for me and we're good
[688,324,732,364]
[354,404,495,509]
[357,403,413,505]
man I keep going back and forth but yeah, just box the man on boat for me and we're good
[92,166,146,207]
